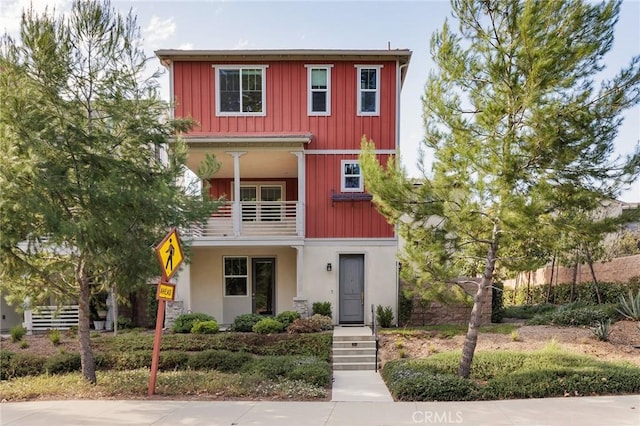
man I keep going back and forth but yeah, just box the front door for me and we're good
[252,258,275,315]
[339,254,365,324]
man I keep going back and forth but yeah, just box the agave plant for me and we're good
[617,290,640,321]
[591,319,612,342]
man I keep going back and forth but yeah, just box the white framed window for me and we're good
[224,256,248,296]
[214,65,267,116]
[355,65,382,116]
[305,65,332,116]
[234,183,284,222]
[341,160,363,192]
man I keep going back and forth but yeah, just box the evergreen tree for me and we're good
[361,0,640,378]
[0,1,218,384]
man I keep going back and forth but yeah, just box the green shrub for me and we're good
[159,351,189,371]
[617,289,640,321]
[491,281,505,323]
[376,305,394,328]
[398,290,413,327]
[49,329,61,346]
[503,304,556,319]
[527,305,616,326]
[287,315,332,334]
[312,301,332,318]
[381,349,640,401]
[257,333,332,362]
[105,350,152,370]
[504,280,640,306]
[187,349,253,372]
[9,325,26,343]
[275,311,300,328]
[19,341,29,349]
[173,313,215,333]
[382,359,476,401]
[287,360,332,387]
[117,315,132,330]
[44,352,81,375]
[191,320,220,334]
[244,355,328,386]
[0,351,45,379]
[231,313,264,332]
[252,318,285,334]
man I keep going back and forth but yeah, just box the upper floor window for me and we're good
[341,160,363,192]
[306,65,332,116]
[356,65,382,116]
[214,66,267,116]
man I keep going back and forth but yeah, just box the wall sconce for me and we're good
[326,263,332,272]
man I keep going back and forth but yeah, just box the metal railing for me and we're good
[372,303,379,372]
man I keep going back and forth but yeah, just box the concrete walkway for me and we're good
[331,370,393,402]
[1,395,638,425]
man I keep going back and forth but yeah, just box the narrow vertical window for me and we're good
[224,257,248,296]
[341,160,363,192]
[306,65,332,116]
[356,65,382,116]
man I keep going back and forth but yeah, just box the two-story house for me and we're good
[155,49,412,325]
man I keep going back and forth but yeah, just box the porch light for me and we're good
[326,263,332,272]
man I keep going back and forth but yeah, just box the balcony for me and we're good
[187,200,303,242]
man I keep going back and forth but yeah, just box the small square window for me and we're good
[341,160,363,192]
[224,257,248,296]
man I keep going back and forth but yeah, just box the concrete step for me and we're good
[333,354,376,364]
[333,362,376,371]
[333,334,375,342]
[332,340,376,349]
[332,347,376,356]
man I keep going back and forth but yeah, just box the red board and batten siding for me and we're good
[173,61,398,150]
[306,155,394,239]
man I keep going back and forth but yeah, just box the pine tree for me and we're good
[0,1,218,384]
[361,0,640,378]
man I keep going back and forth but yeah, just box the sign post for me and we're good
[148,227,183,396]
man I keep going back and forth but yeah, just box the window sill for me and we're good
[331,192,373,206]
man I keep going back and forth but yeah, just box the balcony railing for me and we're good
[187,201,303,239]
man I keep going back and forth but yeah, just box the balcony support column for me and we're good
[228,152,246,236]
[292,245,308,317]
[291,151,305,236]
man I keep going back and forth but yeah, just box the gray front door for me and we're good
[339,254,365,324]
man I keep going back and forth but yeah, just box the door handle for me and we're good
[361,292,364,305]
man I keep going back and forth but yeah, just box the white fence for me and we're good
[24,305,79,334]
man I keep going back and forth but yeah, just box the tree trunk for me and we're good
[585,248,602,304]
[570,251,578,302]
[458,221,499,379]
[546,255,555,303]
[526,271,531,304]
[76,256,97,384]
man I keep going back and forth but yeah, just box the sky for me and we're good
[1,0,639,202]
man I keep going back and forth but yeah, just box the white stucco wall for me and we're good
[187,246,297,324]
[302,240,398,325]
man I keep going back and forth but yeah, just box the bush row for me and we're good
[0,349,331,386]
[525,303,620,326]
[94,331,333,361]
[382,350,640,401]
[503,279,640,306]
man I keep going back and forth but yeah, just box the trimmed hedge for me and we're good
[243,355,331,387]
[187,350,253,372]
[173,313,216,333]
[252,318,285,334]
[526,303,619,326]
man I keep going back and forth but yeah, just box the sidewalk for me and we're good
[1,395,638,425]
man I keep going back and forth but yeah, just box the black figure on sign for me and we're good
[165,238,175,272]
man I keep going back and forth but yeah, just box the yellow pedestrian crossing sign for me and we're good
[155,228,183,280]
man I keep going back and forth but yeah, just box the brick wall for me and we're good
[402,279,493,326]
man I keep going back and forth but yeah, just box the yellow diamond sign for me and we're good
[155,228,183,281]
